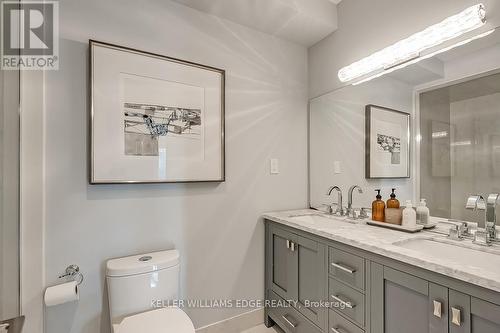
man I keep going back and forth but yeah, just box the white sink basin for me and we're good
[288,214,348,225]
[395,238,500,275]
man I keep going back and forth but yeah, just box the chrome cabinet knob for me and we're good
[433,300,442,318]
[451,307,462,326]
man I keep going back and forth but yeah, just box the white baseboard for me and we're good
[196,308,264,333]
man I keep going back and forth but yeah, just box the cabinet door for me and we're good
[371,264,448,333]
[384,267,431,333]
[295,235,327,329]
[470,297,500,333]
[269,226,298,301]
[449,290,471,333]
[429,283,449,333]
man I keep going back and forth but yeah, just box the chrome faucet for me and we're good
[346,185,363,218]
[327,186,344,216]
[486,194,499,240]
[466,194,499,245]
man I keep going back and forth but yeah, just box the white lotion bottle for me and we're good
[402,200,416,227]
[416,199,430,225]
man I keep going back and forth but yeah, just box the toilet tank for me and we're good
[106,250,180,324]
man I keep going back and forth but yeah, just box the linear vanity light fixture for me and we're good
[352,28,495,85]
[338,3,487,84]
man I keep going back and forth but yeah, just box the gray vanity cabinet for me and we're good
[267,224,327,330]
[265,219,500,333]
[448,291,500,333]
[371,264,448,333]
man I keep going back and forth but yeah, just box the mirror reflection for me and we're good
[420,69,500,224]
[309,26,500,230]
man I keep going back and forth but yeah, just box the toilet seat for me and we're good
[114,307,195,333]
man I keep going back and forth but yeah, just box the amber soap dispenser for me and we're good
[372,189,385,222]
[387,188,400,208]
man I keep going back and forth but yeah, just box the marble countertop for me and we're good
[263,209,500,293]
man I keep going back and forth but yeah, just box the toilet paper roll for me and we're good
[44,281,79,307]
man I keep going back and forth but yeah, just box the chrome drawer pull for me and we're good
[331,327,348,333]
[331,294,356,309]
[331,262,356,274]
[433,300,442,318]
[282,314,297,328]
[451,307,462,326]
[0,323,10,331]
[286,240,290,249]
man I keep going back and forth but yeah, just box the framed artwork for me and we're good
[365,104,410,179]
[89,40,225,184]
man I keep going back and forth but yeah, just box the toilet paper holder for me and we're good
[58,264,84,285]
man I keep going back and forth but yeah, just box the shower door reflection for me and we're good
[419,71,500,225]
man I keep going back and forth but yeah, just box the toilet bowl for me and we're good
[106,250,195,333]
[113,307,194,333]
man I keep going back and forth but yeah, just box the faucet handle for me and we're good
[322,203,339,215]
[335,206,345,216]
[346,207,358,219]
[473,229,492,246]
[448,225,461,240]
[360,207,371,219]
[466,195,486,210]
[347,207,371,220]
[447,219,469,235]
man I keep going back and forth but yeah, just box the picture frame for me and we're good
[365,104,410,179]
[89,40,225,184]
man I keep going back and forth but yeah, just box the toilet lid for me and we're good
[115,307,195,333]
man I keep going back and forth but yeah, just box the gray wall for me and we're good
[308,0,500,98]
[42,1,308,332]
[309,76,414,210]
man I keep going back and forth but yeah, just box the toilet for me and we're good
[106,250,195,333]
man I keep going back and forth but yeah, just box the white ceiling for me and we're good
[171,0,340,47]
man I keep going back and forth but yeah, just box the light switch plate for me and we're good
[270,158,279,174]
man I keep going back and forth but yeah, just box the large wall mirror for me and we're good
[309,26,500,230]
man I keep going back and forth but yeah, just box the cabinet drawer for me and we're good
[268,290,322,333]
[329,247,365,291]
[329,278,365,327]
[329,310,364,333]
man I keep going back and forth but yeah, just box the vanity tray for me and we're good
[366,220,424,233]
[422,221,437,229]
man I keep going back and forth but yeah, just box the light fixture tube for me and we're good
[352,28,495,86]
[338,3,486,83]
